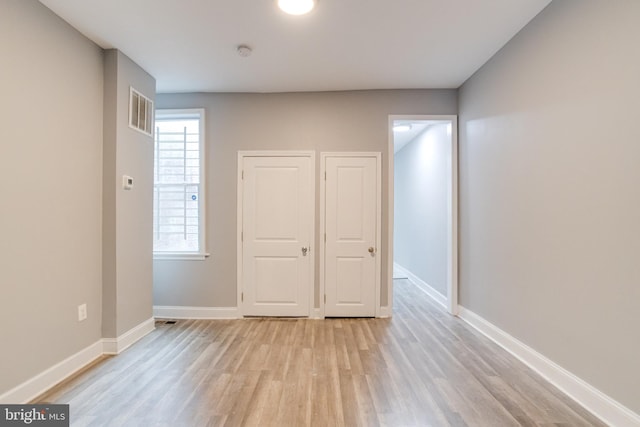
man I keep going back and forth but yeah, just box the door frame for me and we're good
[319,152,382,318]
[236,151,316,317]
[388,115,459,315]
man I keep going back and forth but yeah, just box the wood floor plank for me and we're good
[35,280,607,427]
[255,379,283,425]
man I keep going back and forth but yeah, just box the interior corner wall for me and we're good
[102,49,155,338]
[153,90,457,309]
[394,124,450,296]
[0,0,104,396]
[458,0,640,414]
[102,50,118,338]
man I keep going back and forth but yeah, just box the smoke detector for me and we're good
[237,45,252,57]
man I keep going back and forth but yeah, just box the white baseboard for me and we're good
[0,340,103,404]
[102,317,155,355]
[0,318,156,404]
[311,308,323,319]
[154,305,239,319]
[458,306,640,427]
[394,263,447,310]
[377,305,392,318]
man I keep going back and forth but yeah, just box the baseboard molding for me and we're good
[154,305,239,319]
[0,340,103,404]
[393,263,447,310]
[102,317,155,355]
[458,306,640,427]
[311,308,323,319]
[0,318,156,404]
[377,305,392,318]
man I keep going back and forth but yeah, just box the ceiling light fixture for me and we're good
[393,124,412,132]
[277,0,316,15]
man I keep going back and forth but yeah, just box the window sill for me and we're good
[153,252,210,261]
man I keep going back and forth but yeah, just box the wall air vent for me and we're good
[129,87,154,137]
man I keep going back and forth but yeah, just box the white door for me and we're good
[241,155,313,316]
[324,154,380,317]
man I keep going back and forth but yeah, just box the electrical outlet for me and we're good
[78,304,87,322]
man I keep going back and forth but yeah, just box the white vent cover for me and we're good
[129,87,154,137]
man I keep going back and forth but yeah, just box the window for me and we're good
[153,109,206,259]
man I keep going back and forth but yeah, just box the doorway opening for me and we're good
[387,115,458,315]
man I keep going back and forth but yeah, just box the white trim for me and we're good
[393,263,447,310]
[320,152,382,318]
[236,151,316,318]
[153,252,210,261]
[236,153,244,316]
[102,318,155,355]
[0,341,103,404]
[374,153,382,317]
[388,115,459,316]
[101,340,118,355]
[319,154,326,318]
[237,150,315,157]
[448,117,459,316]
[377,306,392,318]
[0,319,155,404]
[153,306,240,319]
[386,120,395,317]
[311,308,323,319]
[458,306,640,427]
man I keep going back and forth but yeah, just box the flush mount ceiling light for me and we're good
[277,0,317,15]
[393,124,412,132]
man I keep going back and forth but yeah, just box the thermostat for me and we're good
[122,175,134,190]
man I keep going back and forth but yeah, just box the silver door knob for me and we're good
[302,247,308,256]
[368,247,375,253]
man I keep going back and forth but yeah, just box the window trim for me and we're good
[153,108,207,260]
[154,252,209,261]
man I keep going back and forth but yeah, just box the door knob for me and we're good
[302,247,308,256]
[368,247,375,254]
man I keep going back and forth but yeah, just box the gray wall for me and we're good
[394,124,450,295]
[102,50,155,337]
[154,90,457,308]
[0,0,104,395]
[459,0,640,414]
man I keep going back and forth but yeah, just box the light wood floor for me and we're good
[37,279,605,426]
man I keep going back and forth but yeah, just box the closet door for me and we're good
[241,155,313,317]
[323,154,380,317]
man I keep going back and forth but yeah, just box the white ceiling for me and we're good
[38,0,551,93]
[393,122,430,153]
[393,120,451,153]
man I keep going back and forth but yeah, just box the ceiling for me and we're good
[393,120,451,153]
[38,0,551,94]
[393,122,430,153]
